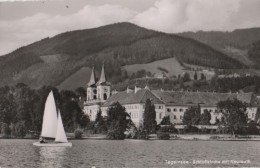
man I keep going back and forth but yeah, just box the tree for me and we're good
[75,87,86,100]
[143,99,157,134]
[159,116,172,125]
[74,129,83,139]
[106,102,132,139]
[217,99,248,136]
[255,108,260,123]
[1,123,11,138]
[60,90,83,132]
[199,109,211,125]
[15,121,27,138]
[183,105,201,126]
[79,114,90,128]
[0,96,16,125]
[200,73,206,80]
[95,110,107,133]
[183,73,191,82]
[194,71,198,80]
[157,126,170,140]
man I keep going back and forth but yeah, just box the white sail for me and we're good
[40,91,58,138]
[55,111,68,143]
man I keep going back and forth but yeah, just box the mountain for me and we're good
[0,22,244,89]
[248,40,260,68]
[179,28,260,66]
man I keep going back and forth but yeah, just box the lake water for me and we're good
[0,139,260,168]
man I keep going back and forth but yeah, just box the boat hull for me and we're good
[33,142,72,147]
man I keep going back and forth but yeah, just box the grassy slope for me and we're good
[122,57,183,77]
[58,67,91,90]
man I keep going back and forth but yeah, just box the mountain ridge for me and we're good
[178,27,260,67]
[0,22,249,89]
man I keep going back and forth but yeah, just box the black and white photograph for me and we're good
[0,0,260,167]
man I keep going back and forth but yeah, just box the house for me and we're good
[153,72,167,79]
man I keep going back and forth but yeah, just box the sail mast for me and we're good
[40,91,58,138]
[55,110,68,143]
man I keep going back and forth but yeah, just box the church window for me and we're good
[174,115,177,119]
[104,93,107,100]
[180,108,183,112]
[173,108,177,112]
[167,108,171,112]
[93,89,97,94]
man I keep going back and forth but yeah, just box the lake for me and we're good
[0,139,260,168]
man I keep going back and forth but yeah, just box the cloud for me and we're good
[131,0,260,33]
[0,4,135,55]
[1,0,260,55]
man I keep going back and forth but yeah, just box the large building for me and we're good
[84,65,258,127]
[84,64,111,121]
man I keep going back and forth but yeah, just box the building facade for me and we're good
[84,65,258,127]
[84,64,111,121]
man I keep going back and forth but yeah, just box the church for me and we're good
[83,64,111,121]
[83,64,258,127]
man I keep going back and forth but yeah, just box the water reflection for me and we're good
[38,147,67,168]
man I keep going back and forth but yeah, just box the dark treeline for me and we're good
[0,83,88,138]
[248,40,260,69]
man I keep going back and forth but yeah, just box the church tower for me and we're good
[86,66,97,101]
[97,63,111,102]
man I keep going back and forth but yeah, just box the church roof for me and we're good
[102,89,164,107]
[151,90,254,107]
[88,67,97,87]
[97,64,110,86]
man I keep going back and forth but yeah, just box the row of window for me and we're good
[125,105,139,110]
[129,112,139,119]
[167,108,188,112]
[167,108,220,113]
[156,105,164,109]
[173,115,183,120]
[125,104,164,110]
[202,109,218,113]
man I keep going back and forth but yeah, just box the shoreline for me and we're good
[1,134,260,141]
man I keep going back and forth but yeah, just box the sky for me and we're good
[1,0,260,56]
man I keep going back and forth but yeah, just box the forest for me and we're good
[0,84,88,138]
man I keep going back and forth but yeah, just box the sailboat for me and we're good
[33,91,72,147]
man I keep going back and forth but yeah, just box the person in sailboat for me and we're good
[39,137,46,143]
